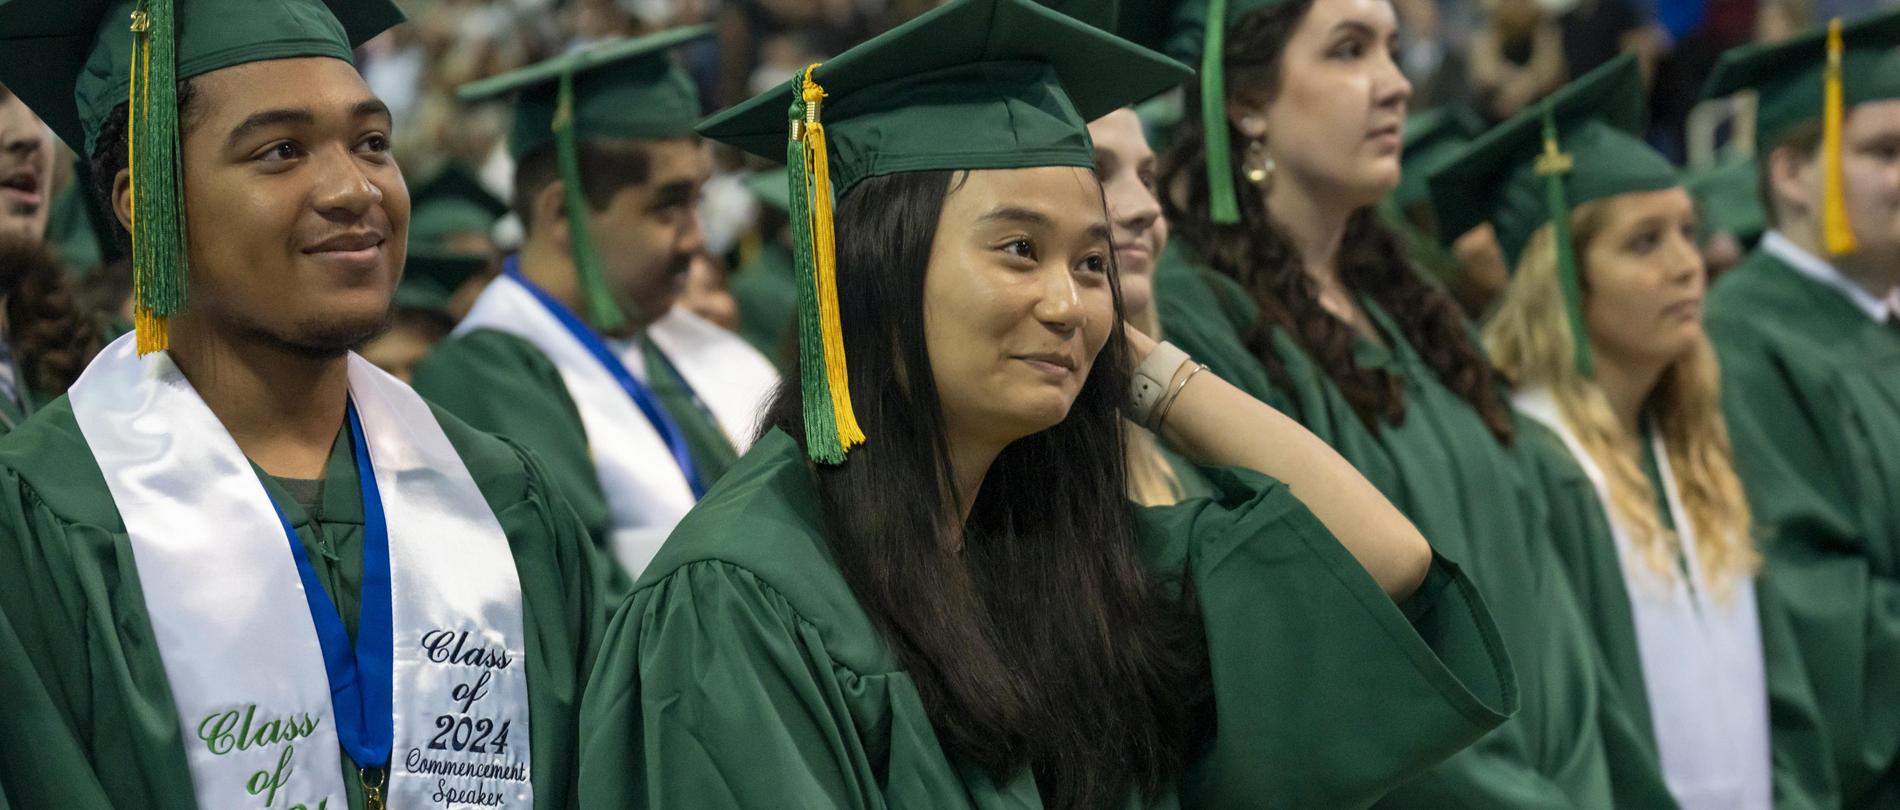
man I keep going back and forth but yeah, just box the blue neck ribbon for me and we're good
[504,258,706,497]
[269,401,393,769]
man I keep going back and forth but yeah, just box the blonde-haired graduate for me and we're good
[1444,55,1837,809]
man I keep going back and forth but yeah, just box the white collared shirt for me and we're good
[1760,230,1894,323]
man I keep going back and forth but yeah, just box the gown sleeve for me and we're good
[577,561,888,810]
[0,582,116,810]
[1142,466,1517,809]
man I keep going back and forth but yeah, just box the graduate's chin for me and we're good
[248,308,395,361]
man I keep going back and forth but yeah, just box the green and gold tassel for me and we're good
[1201,0,1240,225]
[1821,18,1858,257]
[786,64,864,463]
[553,70,631,331]
[1535,103,1593,377]
[127,0,189,355]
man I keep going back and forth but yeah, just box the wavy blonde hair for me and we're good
[1484,200,1758,595]
[1125,304,1188,507]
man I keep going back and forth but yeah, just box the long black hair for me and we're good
[757,170,1208,808]
[1160,0,1515,444]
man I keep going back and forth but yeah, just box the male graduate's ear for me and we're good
[1766,141,1820,224]
[531,178,570,251]
[111,167,134,236]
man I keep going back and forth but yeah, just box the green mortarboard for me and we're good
[399,162,501,316]
[742,169,790,214]
[1393,107,1485,212]
[0,0,402,354]
[1700,12,1900,257]
[699,0,1190,463]
[458,25,711,333]
[408,162,507,251]
[1427,54,1678,377]
[1686,158,1765,246]
[395,253,486,316]
[1165,0,1296,224]
[1700,10,1900,149]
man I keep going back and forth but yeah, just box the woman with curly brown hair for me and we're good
[0,82,102,434]
[1152,0,1669,805]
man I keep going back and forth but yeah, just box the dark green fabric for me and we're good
[1154,247,1676,807]
[1163,0,1299,62]
[699,0,1190,196]
[576,428,1514,807]
[459,25,710,161]
[1699,10,1900,148]
[729,242,798,360]
[1707,249,1900,807]
[1516,421,1841,808]
[0,396,613,809]
[413,329,740,586]
[1428,55,1680,268]
[0,0,402,155]
[1687,159,1766,247]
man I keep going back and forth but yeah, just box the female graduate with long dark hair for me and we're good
[1152,0,1666,804]
[576,1,1515,806]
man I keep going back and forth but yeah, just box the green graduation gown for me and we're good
[1155,246,1671,807]
[1705,248,1900,807]
[577,429,1517,808]
[414,328,742,575]
[0,397,613,810]
[1516,419,1839,808]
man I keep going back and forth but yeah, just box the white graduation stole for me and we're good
[69,333,535,809]
[1515,389,1770,810]
[455,273,777,576]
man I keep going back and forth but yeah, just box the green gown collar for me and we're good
[250,426,362,529]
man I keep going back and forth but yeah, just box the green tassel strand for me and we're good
[1536,105,1594,377]
[787,85,843,463]
[131,0,189,338]
[554,71,630,332]
[1202,0,1239,226]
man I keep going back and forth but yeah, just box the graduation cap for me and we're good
[742,169,790,215]
[1686,158,1765,247]
[1700,11,1900,256]
[1165,0,1298,224]
[1392,107,1485,213]
[698,0,1190,462]
[407,162,507,251]
[0,0,404,355]
[1427,54,1679,377]
[459,25,711,334]
[396,163,502,317]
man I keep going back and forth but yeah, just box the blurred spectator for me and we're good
[1468,0,1568,122]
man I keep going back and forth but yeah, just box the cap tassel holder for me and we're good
[787,64,864,463]
[553,70,631,331]
[1821,17,1858,257]
[1535,102,1594,377]
[1201,0,1240,225]
[127,0,189,355]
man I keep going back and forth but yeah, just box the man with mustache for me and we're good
[416,28,777,585]
[0,1,610,806]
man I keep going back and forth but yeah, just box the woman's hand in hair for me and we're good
[1140,330,1433,600]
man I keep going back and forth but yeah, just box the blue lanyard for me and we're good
[503,260,705,497]
[269,401,393,769]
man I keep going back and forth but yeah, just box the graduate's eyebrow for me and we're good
[649,179,698,208]
[980,206,1111,245]
[224,99,392,149]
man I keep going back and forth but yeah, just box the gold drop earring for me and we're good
[1244,136,1275,187]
